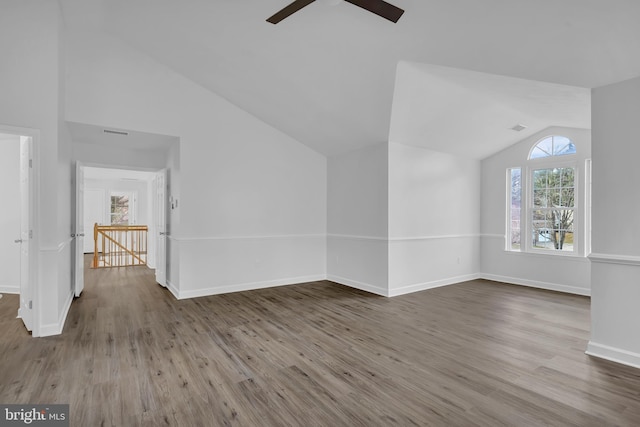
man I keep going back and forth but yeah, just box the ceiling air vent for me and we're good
[103,129,129,136]
[510,124,527,132]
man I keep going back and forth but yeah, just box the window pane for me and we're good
[552,136,576,156]
[530,147,548,159]
[560,188,574,208]
[555,141,576,156]
[533,168,548,182]
[529,135,576,159]
[561,167,574,187]
[536,137,554,158]
[532,209,550,232]
[549,189,561,206]
[534,189,548,207]
[509,168,521,250]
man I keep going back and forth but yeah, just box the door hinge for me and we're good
[29,300,32,309]
[29,230,33,239]
[29,159,33,168]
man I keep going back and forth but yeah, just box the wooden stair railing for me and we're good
[93,224,148,268]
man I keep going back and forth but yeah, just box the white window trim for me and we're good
[506,135,590,258]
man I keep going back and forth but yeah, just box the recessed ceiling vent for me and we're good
[511,124,527,132]
[103,129,129,136]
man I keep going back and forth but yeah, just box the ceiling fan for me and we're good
[267,0,404,24]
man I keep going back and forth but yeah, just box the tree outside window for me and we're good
[531,167,574,251]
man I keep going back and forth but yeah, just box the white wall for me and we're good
[388,143,481,295]
[65,29,327,298]
[57,28,73,326]
[588,75,640,368]
[72,143,169,171]
[480,126,592,296]
[0,1,71,336]
[327,143,389,295]
[0,135,21,293]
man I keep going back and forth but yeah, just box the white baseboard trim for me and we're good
[166,280,180,300]
[38,290,73,337]
[0,286,19,294]
[586,341,640,370]
[480,273,591,296]
[389,274,482,297]
[176,275,327,300]
[161,272,591,300]
[326,275,388,297]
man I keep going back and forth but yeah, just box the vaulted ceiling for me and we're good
[59,0,640,157]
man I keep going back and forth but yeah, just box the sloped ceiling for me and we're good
[390,62,591,159]
[59,0,640,157]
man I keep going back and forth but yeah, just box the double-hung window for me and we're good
[531,166,575,251]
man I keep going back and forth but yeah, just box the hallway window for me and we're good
[110,192,131,225]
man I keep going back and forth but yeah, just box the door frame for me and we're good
[74,162,85,297]
[153,169,167,287]
[0,124,40,336]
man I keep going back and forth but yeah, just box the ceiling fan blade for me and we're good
[344,0,404,23]
[267,0,316,24]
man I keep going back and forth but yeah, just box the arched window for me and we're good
[529,135,576,159]
[508,135,580,254]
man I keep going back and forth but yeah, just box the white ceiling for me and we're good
[59,0,640,158]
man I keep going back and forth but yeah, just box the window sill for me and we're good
[504,249,589,261]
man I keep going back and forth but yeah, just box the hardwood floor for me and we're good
[1,262,640,426]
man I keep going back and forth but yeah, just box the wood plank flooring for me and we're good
[1,261,640,426]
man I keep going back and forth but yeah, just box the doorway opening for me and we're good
[75,165,168,292]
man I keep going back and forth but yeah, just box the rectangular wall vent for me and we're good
[103,129,129,136]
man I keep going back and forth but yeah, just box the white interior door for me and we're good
[154,170,167,287]
[74,162,85,297]
[18,136,33,331]
[0,134,21,297]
